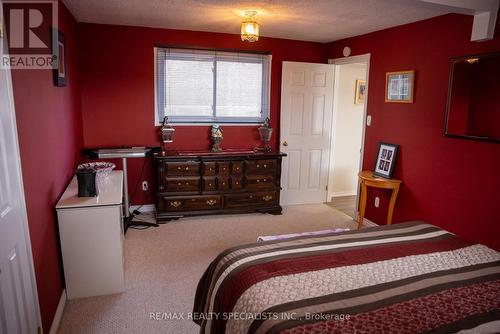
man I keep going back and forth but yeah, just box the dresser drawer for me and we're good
[202,177,217,192]
[165,177,200,192]
[218,162,230,175]
[246,160,276,175]
[160,195,222,212]
[245,175,275,190]
[224,191,278,209]
[217,177,230,191]
[202,162,217,176]
[165,162,200,176]
[231,161,244,174]
[231,176,243,190]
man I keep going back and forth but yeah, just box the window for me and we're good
[155,47,270,124]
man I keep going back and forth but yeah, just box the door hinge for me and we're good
[326,185,328,191]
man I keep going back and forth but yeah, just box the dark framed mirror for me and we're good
[445,52,500,143]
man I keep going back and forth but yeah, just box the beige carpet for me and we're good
[327,196,357,219]
[57,204,356,334]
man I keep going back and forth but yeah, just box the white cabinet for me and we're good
[56,171,125,299]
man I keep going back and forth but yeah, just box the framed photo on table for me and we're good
[385,70,414,103]
[373,142,399,178]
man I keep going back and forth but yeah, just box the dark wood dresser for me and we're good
[154,151,286,221]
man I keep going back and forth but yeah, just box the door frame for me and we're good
[327,54,371,215]
[0,20,43,331]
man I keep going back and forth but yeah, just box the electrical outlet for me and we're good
[142,181,148,191]
[374,196,380,208]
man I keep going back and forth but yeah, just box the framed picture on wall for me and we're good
[53,30,67,87]
[385,70,414,103]
[354,79,366,104]
[373,142,399,178]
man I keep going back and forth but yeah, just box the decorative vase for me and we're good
[210,124,223,152]
[258,117,273,152]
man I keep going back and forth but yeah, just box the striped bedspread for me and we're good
[193,222,500,334]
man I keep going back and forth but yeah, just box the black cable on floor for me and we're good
[129,158,147,208]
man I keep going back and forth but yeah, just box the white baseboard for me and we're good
[353,212,378,227]
[362,217,378,227]
[331,191,357,198]
[129,204,155,213]
[48,289,66,334]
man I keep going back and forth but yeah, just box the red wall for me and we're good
[327,14,500,250]
[10,2,83,331]
[78,24,327,205]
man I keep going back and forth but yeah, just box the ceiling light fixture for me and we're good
[241,11,259,42]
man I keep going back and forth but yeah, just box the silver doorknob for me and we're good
[283,141,288,147]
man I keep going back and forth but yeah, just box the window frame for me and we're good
[154,47,271,125]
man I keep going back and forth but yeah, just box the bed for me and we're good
[193,222,500,334]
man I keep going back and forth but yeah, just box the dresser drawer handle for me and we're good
[235,181,239,185]
[256,179,260,183]
[177,166,182,170]
[264,164,267,168]
[263,195,273,202]
[222,167,226,171]
[185,182,190,185]
[177,182,182,186]
[206,199,217,206]
[263,178,267,182]
[170,201,181,208]
[208,183,213,187]
[256,164,260,168]
[185,167,189,171]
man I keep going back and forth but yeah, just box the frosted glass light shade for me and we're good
[241,12,259,42]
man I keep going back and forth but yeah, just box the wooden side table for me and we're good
[357,170,402,229]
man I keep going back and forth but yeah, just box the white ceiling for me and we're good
[62,0,452,43]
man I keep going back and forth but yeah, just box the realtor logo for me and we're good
[1,0,58,69]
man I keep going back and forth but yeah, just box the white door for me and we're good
[280,62,334,205]
[0,8,41,333]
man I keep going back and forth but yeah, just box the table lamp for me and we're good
[160,116,175,155]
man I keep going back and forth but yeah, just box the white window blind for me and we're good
[155,47,270,124]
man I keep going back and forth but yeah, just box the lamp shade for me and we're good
[241,11,259,42]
